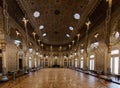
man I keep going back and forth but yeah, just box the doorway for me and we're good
[19,59,23,70]
[0,57,2,73]
[40,59,44,67]
[90,59,94,70]
[75,59,78,68]
[54,59,58,65]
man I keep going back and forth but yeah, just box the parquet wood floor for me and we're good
[0,68,120,88]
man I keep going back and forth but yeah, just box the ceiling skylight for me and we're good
[42,33,47,37]
[39,25,44,30]
[74,13,80,20]
[66,34,70,37]
[69,26,74,31]
[33,11,40,18]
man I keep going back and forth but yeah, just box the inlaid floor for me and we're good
[0,68,120,88]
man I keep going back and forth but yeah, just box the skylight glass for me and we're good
[74,13,80,20]
[39,25,44,30]
[33,11,40,18]
[42,33,47,37]
[69,26,74,31]
[66,34,70,37]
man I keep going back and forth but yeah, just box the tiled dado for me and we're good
[0,68,120,88]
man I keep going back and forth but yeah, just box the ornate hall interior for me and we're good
[0,0,120,88]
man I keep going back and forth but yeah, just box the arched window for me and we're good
[111,49,119,74]
[29,57,32,68]
[75,59,78,68]
[80,57,84,68]
[90,55,95,70]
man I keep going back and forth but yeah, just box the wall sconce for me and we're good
[41,44,44,49]
[32,32,36,40]
[37,39,41,45]
[50,45,53,51]
[94,33,99,38]
[46,55,48,58]
[72,40,75,45]
[36,52,39,55]
[77,33,80,41]
[74,52,77,56]
[16,31,20,36]
[59,46,62,51]
[85,20,91,30]
[64,55,67,58]
[68,44,71,49]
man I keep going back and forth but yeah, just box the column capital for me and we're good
[0,40,6,51]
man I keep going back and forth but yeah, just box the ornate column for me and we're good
[37,54,40,68]
[72,53,75,68]
[85,20,91,70]
[59,53,61,67]
[22,17,29,74]
[104,0,112,75]
[48,52,53,67]
[67,54,69,68]
[0,0,9,82]
[78,52,80,69]
[0,41,8,81]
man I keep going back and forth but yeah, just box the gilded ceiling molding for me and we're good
[15,0,40,49]
[109,4,120,32]
[79,1,120,47]
[16,0,42,36]
[70,0,99,51]
[9,16,38,49]
[74,0,99,35]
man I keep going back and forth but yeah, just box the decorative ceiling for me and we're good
[1,0,120,51]
[24,0,89,45]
